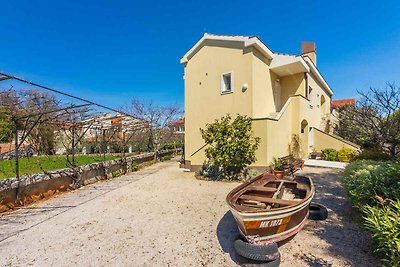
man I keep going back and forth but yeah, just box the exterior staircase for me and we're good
[318,116,332,133]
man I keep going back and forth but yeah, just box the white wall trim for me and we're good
[270,54,310,72]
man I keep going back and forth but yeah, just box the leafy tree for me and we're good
[0,119,12,143]
[0,89,60,155]
[335,83,400,159]
[200,114,260,174]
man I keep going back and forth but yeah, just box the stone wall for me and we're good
[0,150,176,213]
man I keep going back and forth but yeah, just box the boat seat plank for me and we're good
[247,186,277,193]
[238,195,298,206]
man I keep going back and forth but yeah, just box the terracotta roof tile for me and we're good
[169,119,184,127]
[332,98,355,108]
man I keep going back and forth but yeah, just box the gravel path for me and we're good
[0,160,379,266]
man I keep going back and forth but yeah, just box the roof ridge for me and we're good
[205,33,256,38]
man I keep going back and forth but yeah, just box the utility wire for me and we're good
[0,72,139,120]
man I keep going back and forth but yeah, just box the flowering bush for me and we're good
[337,148,356,162]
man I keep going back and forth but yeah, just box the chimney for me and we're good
[301,41,317,65]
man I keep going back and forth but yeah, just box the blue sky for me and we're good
[0,1,400,110]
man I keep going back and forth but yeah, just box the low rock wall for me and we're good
[0,150,176,213]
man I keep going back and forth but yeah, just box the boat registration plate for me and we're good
[260,219,283,228]
[244,216,291,229]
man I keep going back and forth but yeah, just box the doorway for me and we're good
[300,119,309,157]
[274,80,281,111]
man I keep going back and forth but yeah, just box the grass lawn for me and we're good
[0,155,119,180]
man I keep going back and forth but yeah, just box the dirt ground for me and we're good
[0,159,379,266]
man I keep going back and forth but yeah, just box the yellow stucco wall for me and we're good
[184,41,254,165]
[252,50,276,118]
[279,73,305,108]
[265,103,293,164]
[306,73,332,127]
[251,120,269,166]
[183,39,355,168]
[312,128,360,151]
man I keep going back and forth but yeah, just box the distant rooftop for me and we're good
[332,98,355,108]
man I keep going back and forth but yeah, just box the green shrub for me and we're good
[161,142,180,150]
[343,160,400,264]
[342,160,382,207]
[337,148,356,162]
[131,161,139,172]
[363,200,400,266]
[161,155,172,161]
[271,157,285,171]
[370,162,400,202]
[200,114,260,178]
[343,160,400,207]
[197,164,224,180]
[321,148,338,161]
[354,149,391,162]
[243,168,261,181]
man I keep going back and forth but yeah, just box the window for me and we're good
[308,86,314,106]
[221,72,233,93]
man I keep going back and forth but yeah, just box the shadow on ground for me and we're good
[217,211,239,263]
[217,211,282,266]
[290,167,379,266]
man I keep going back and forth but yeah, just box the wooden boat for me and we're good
[226,173,314,245]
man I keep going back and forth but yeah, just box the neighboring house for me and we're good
[331,98,355,109]
[181,33,359,171]
[169,118,185,134]
[330,98,356,130]
[54,113,145,155]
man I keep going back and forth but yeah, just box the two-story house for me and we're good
[181,33,358,171]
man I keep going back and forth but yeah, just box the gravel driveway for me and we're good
[0,159,379,266]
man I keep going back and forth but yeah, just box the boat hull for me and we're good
[230,196,312,244]
[226,174,314,245]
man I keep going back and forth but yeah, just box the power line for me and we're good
[0,72,139,120]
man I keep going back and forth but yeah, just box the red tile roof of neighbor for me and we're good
[111,117,122,125]
[0,142,27,154]
[332,98,355,108]
[169,119,184,127]
[0,143,14,154]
